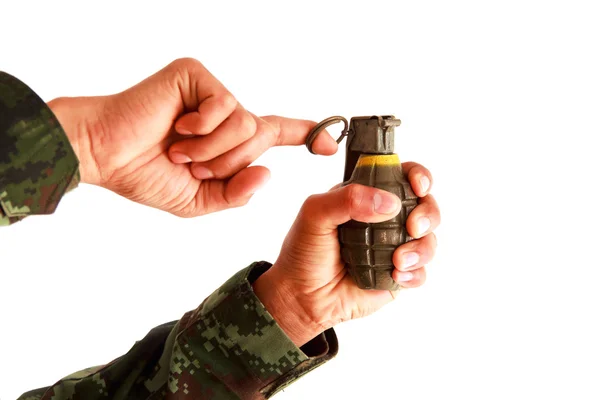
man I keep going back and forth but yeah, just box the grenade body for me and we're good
[339,154,417,290]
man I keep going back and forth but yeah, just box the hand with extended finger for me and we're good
[48,58,337,216]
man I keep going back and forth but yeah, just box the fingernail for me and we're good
[420,176,430,193]
[176,125,192,135]
[418,217,431,235]
[171,152,192,164]
[373,193,400,214]
[401,252,419,271]
[192,165,214,180]
[395,271,413,282]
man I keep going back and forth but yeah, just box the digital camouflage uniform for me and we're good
[0,71,338,400]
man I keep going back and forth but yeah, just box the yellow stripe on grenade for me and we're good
[355,154,400,168]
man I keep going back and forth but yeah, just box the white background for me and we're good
[1,1,599,399]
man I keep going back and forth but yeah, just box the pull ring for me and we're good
[305,116,349,154]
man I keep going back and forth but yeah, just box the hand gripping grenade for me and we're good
[306,115,417,290]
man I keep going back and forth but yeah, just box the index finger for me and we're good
[261,115,338,155]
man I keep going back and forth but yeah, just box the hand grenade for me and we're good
[306,115,417,290]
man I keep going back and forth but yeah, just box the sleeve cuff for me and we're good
[0,71,79,224]
[173,261,338,399]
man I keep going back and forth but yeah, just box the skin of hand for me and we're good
[47,58,337,216]
[253,162,440,346]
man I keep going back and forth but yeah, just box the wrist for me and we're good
[47,97,102,185]
[253,268,325,347]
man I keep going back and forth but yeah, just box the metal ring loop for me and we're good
[305,116,349,154]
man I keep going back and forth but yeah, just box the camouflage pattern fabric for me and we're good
[1,73,338,398]
[0,71,79,226]
[17,262,338,399]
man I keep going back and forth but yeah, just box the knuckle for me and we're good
[423,200,440,225]
[214,157,237,178]
[240,113,257,139]
[418,237,435,259]
[261,115,284,146]
[188,143,210,162]
[344,184,364,211]
[171,57,201,70]
[165,58,204,95]
[297,201,313,226]
[299,194,327,228]
[166,58,201,79]
[399,239,419,254]
[263,121,279,147]
[217,92,238,111]
[415,201,434,218]
[261,115,280,140]
[408,163,432,182]
[232,111,257,139]
[301,194,319,215]
[414,164,430,175]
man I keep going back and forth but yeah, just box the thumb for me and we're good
[298,184,402,235]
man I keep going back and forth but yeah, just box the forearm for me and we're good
[18,262,337,400]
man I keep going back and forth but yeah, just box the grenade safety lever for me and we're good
[306,115,417,290]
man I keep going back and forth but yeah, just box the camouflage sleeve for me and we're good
[0,71,80,226]
[18,261,339,400]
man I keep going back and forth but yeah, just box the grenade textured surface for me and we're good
[340,154,417,290]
